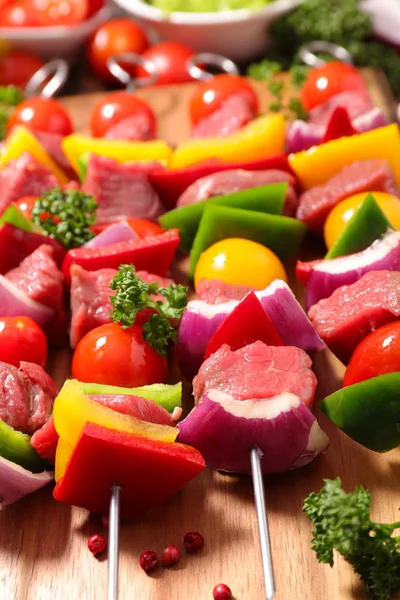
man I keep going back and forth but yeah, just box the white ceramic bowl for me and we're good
[113,0,300,63]
[0,6,112,61]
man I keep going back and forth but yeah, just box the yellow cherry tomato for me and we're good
[194,238,287,291]
[324,192,400,250]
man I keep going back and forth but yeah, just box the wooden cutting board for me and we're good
[1,71,399,600]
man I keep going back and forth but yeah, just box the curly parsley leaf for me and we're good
[110,265,188,357]
[303,478,400,600]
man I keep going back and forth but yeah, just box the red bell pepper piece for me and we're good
[53,422,205,518]
[296,258,323,286]
[205,291,283,360]
[149,153,295,209]
[62,229,180,285]
[322,106,356,144]
[0,223,65,274]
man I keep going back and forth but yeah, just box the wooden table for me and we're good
[1,71,399,600]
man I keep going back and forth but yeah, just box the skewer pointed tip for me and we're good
[250,447,276,600]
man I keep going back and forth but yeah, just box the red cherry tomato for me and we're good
[14,196,38,220]
[0,0,13,10]
[29,0,88,26]
[72,323,168,387]
[7,97,73,136]
[0,51,44,88]
[0,316,48,368]
[0,1,38,26]
[92,218,165,238]
[300,62,367,112]
[343,321,400,387]
[90,91,156,138]
[189,74,259,125]
[137,41,195,86]
[87,19,149,83]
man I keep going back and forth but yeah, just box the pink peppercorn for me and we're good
[161,544,180,567]
[139,550,159,572]
[88,533,107,557]
[183,531,205,553]
[213,583,232,599]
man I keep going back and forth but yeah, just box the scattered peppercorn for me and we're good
[161,544,180,567]
[183,531,205,553]
[88,533,107,557]
[139,550,159,572]
[213,583,232,600]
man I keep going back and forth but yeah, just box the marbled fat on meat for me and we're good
[0,152,58,216]
[196,278,254,304]
[308,270,400,363]
[5,245,66,345]
[0,361,56,435]
[83,154,165,225]
[296,159,400,232]
[105,114,155,141]
[177,168,298,216]
[191,94,254,139]
[193,341,317,408]
[69,265,174,348]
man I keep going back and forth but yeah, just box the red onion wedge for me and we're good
[286,108,387,154]
[255,280,325,353]
[352,107,388,133]
[84,221,137,249]
[177,280,324,380]
[177,389,329,475]
[304,230,400,310]
[0,274,54,327]
[286,120,324,154]
[0,455,53,506]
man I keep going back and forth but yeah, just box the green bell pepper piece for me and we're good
[159,183,287,253]
[189,204,307,277]
[0,205,43,234]
[0,418,51,472]
[325,194,392,259]
[76,152,91,183]
[320,372,400,452]
[81,381,182,414]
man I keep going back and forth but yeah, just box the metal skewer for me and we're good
[108,485,121,600]
[250,448,275,600]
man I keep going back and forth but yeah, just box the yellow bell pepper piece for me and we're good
[0,126,69,184]
[53,380,178,481]
[169,113,286,170]
[289,124,400,190]
[63,134,173,174]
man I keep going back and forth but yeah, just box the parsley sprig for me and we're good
[248,0,400,95]
[304,478,400,600]
[110,265,188,357]
[248,61,309,120]
[0,85,24,141]
[32,187,97,250]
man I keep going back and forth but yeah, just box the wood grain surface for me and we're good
[1,71,399,600]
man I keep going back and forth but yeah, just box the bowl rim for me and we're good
[113,0,300,25]
[0,5,112,39]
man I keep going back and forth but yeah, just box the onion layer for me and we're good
[177,280,324,380]
[177,389,329,475]
[0,275,54,327]
[0,455,53,506]
[304,230,400,310]
[84,221,137,249]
